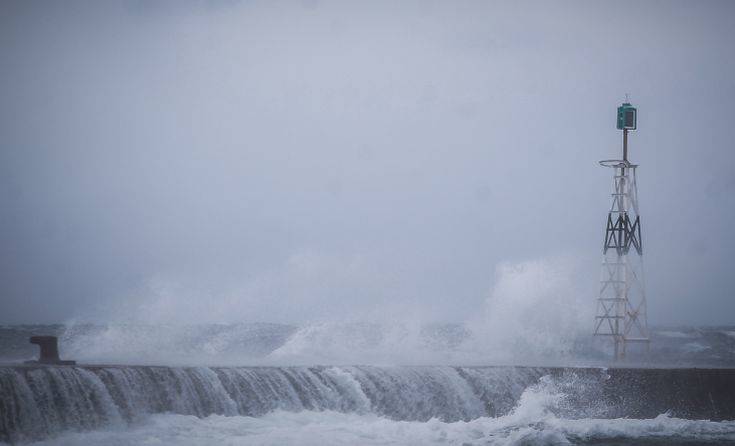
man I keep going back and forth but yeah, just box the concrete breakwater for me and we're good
[1,365,734,443]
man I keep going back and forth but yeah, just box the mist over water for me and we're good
[20,255,596,366]
[3,255,733,367]
[469,256,592,363]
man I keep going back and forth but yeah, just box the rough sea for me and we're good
[1,323,735,445]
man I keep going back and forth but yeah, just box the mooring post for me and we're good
[28,336,76,365]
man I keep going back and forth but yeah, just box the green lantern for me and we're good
[617,103,637,130]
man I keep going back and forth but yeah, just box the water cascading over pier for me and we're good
[2,365,735,443]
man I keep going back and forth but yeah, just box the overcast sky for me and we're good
[1,0,734,326]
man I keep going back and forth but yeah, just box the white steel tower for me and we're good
[594,102,650,360]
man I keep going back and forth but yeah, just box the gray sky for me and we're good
[1,0,734,326]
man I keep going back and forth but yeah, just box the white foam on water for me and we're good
[657,330,697,339]
[682,342,710,353]
[266,321,423,365]
[18,408,735,446]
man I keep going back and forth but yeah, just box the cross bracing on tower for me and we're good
[594,103,650,360]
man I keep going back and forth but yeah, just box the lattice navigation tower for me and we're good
[594,102,650,360]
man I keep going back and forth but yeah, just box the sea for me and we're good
[1,323,735,445]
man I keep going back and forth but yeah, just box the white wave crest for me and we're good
[21,410,735,446]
